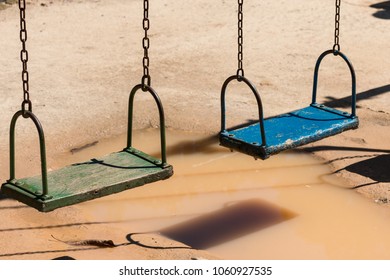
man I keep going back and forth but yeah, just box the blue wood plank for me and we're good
[220,104,359,159]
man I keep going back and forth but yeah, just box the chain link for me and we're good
[142,0,151,91]
[333,0,341,53]
[19,0,32,112]
[237,0,244,78]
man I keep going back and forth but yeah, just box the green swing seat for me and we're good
[1,84,173,212]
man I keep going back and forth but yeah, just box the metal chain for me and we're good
[19,0,32,113]
[333,0,341,53]
[142,0,151,91]
[237,0,244,78]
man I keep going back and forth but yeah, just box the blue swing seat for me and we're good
[220,104,358,159]
[220,50,358,159]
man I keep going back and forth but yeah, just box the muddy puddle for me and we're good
[45,129,390,259]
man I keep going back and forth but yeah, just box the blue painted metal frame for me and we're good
[220,50,359,159]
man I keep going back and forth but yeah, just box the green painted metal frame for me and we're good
[220,50,359,159]
[1,84,173,212]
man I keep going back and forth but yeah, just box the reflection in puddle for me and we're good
[160,199,296,249]
[54,129,390,259]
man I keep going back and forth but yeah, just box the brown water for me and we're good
[53,129,390,259]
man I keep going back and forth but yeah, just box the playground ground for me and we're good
[0,0,389,259]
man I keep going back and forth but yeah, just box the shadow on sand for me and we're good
[370,1,390,19]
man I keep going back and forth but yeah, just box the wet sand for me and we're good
[0,0,389,259]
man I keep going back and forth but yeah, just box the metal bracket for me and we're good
[311,49,357,117]
[220,75,267,147]
[8,110,50,198]
[127,84,168,166]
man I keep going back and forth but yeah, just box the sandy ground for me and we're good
[0,0,389,259]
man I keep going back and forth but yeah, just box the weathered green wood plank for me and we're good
[1,148,173,212]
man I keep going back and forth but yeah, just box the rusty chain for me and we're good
[141,0,151,91]
[237,0,244,79]
[18,0,32,114]
[333,0,341,53]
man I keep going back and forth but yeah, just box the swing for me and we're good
[220,0,359,159]
[1,0,173,212]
